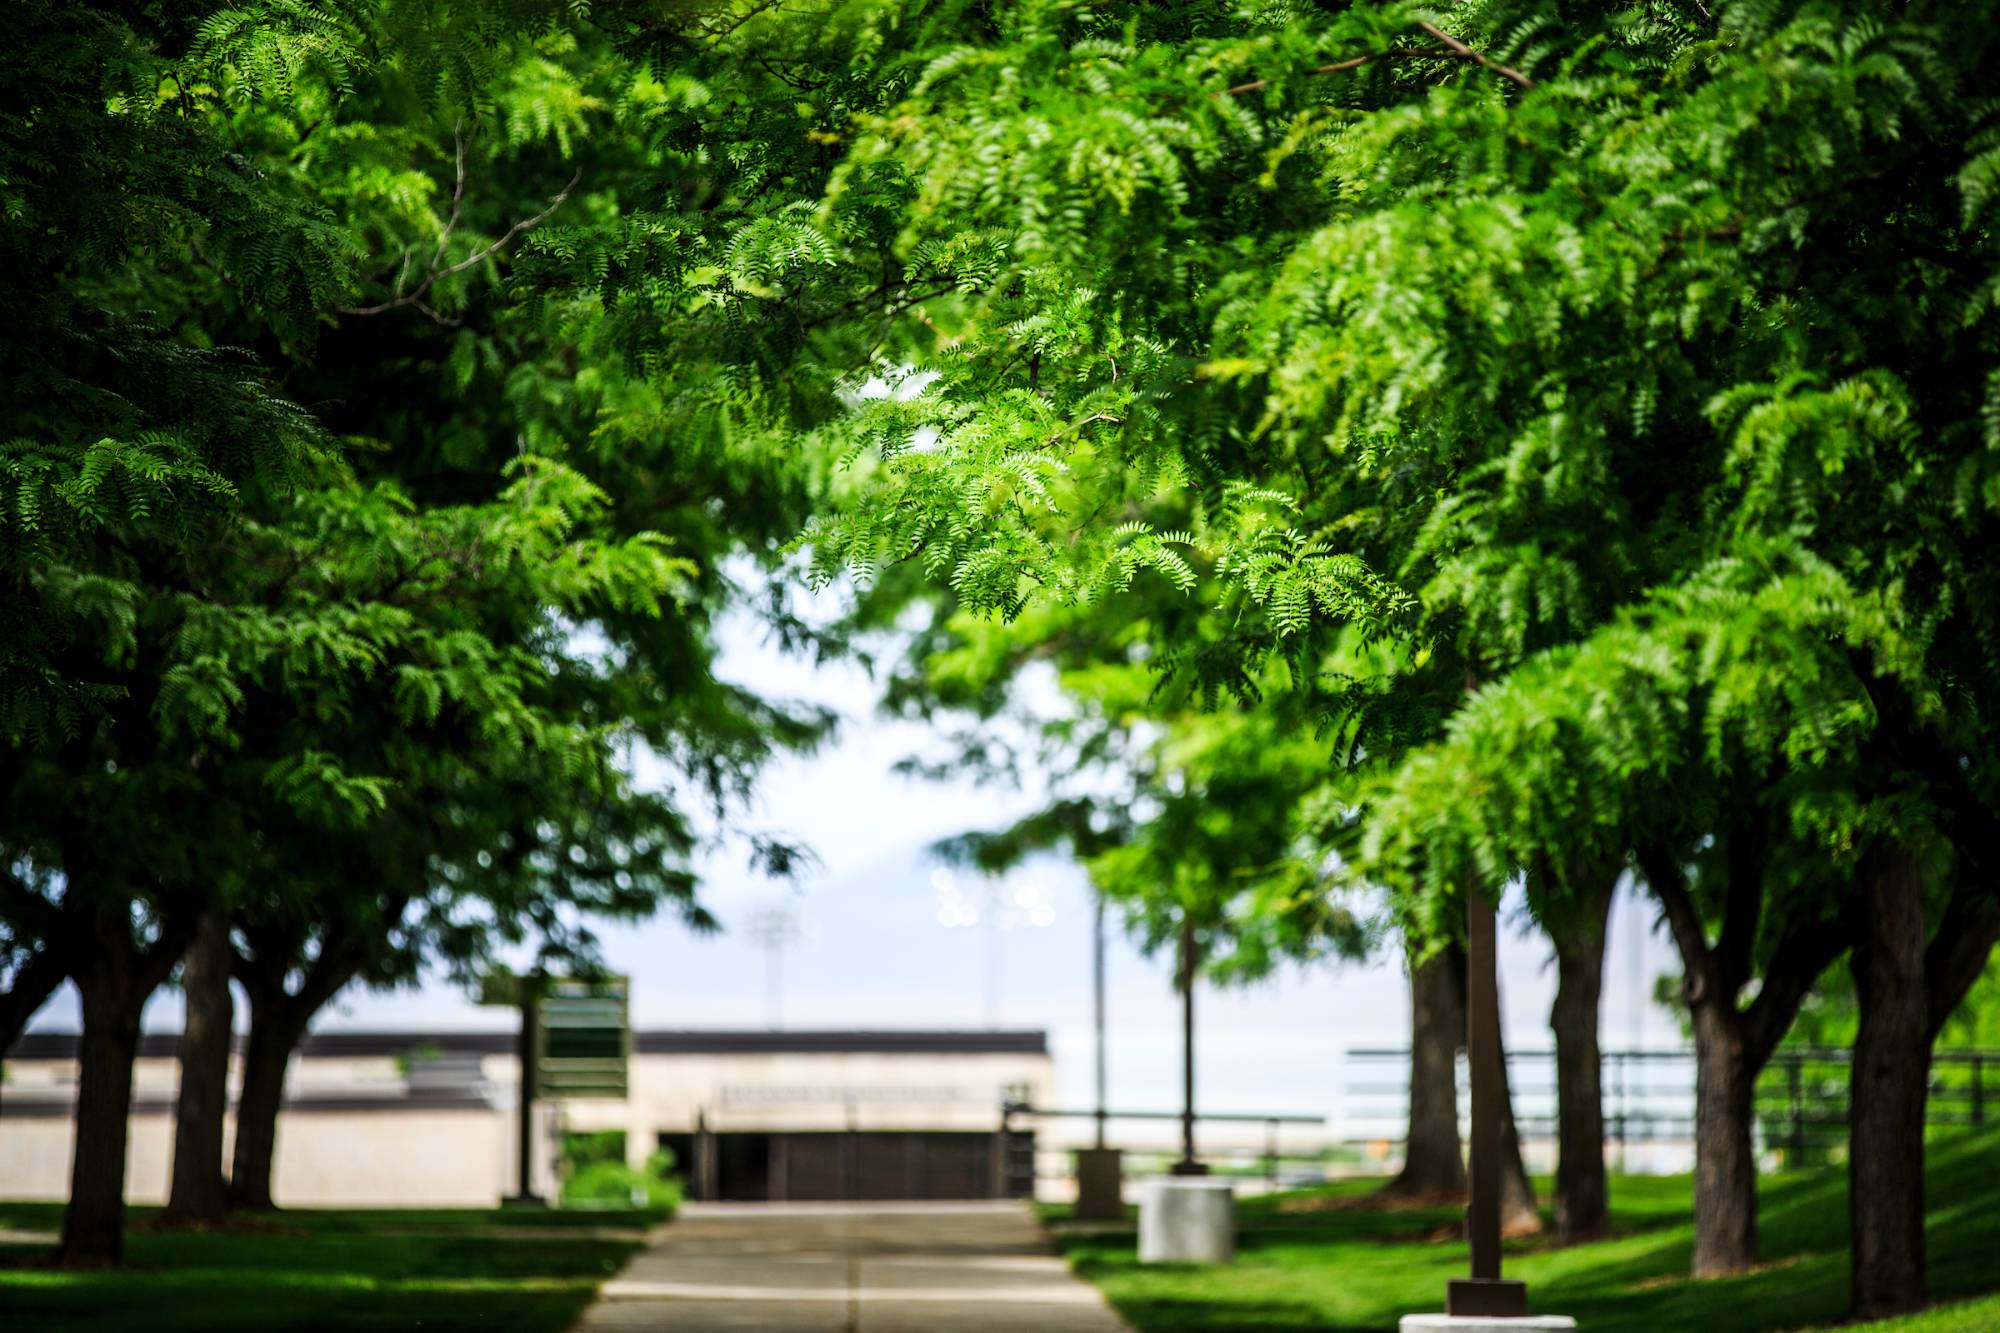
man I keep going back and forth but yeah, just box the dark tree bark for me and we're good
[1848,844,1930,1320]
[1492,1007,1542,1236]
[1380,946,1467,1202]
[1639,840,1845,1278]
[164,906,234,1226]
[61,961,142,1264]
[0,941,74,1122]
[227,939,367,1210]
[0,871,83,1122]
[0,942,72,1053]
[1380,940,1540,1231]
[1549,881,1615,1243]
[228,979,307,1211]
[59,905,192,1265]
[1687,1000,1758,1274]
[1840,832,2000,1322]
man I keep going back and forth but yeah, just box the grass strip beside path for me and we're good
[0,1202,664,1333]
[1047,1128,2000,1333]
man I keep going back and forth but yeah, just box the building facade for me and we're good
[0,1029,1054,1207]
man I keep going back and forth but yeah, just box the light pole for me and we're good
[1447,884,1526,1317]
[1074,888,1126,1222]
[933,868,1054,1027]
[747,905,801,1030]
[1094,892,1108,1150]
[1170,917,1206,1176]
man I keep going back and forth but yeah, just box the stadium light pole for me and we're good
[748,905,801,1030]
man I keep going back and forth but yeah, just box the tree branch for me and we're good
[0,941,75,1053]
[337,147,581,321]
[1218,22,1536,98]
[1742,909,1849,1063]
[1636,842,1719,1005]
[1927,877,2000,1042]
[1715,817,1769,996]
[1220,49,1436,97]
[1415,21,1536,90]
[0,867,62,937]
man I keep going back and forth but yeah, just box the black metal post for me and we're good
[1171,919,1207,1176]
[1265,1118,1278,1189]
[1614,1049,1627,1170]
[1787,1055,1805,1163]
[510,992,545,1204]
[1095,894,1108,1151]
[1446,884,1525,1317]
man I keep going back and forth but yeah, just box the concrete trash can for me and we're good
[1138,1177,1236,1264]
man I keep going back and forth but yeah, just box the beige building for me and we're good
[0,1029,1054,1207]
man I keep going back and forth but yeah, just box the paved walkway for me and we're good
[573,1201,1131,1332]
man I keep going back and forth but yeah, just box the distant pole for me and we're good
[1631,878,1646,1053]
[512,990,544,1205]
[985,911,1003,1028]
[1094,893,1108,1150]
[1171,918,1206,1176]
[748,906,800,1031]
[1447,883,1525,1316]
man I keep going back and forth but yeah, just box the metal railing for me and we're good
[1346,1046,1999,1166]
[1000,1103,1327,1193]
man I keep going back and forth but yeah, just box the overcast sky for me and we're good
[32,574,1688,1124]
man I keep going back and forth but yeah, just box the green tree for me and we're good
[1,0,832,1260]
[711,0,1999,1312]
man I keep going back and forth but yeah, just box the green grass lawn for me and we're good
[0,1200,664,1332]
[1048,1127,2000,1333]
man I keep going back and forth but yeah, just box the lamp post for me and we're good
[1447,884,1525,1316]
[1075,888,1126,1221]
[1094,892,1108,1150]
[1170,917,1206,1176]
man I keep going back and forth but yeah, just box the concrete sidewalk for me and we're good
[572,1200,1131,1332]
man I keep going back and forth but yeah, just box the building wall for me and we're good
[0,1107,512,1207]
[0,1038,1053,1207]
[560,1049,1055,1169]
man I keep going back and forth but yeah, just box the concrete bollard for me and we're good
[1138,1177,1236,1264]
[1400,1316,1578,1331]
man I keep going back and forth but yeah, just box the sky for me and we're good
[30,573,1691,1127]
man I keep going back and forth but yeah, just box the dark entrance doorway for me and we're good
[669,1129,1027,1202]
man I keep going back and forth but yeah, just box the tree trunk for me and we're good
[1381,947,1467,1201]
[1550,885,1614,1243]
[227,991,300,1211]
[1849,845,1930,1319]
[1493,1017,1541,1235]
[1688,1005,1758,1276]
[164,906,234,1226]
[1,941,76,1124]
[59,958,143,1264]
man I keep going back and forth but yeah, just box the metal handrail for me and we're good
[1005,1104,1324,1125]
